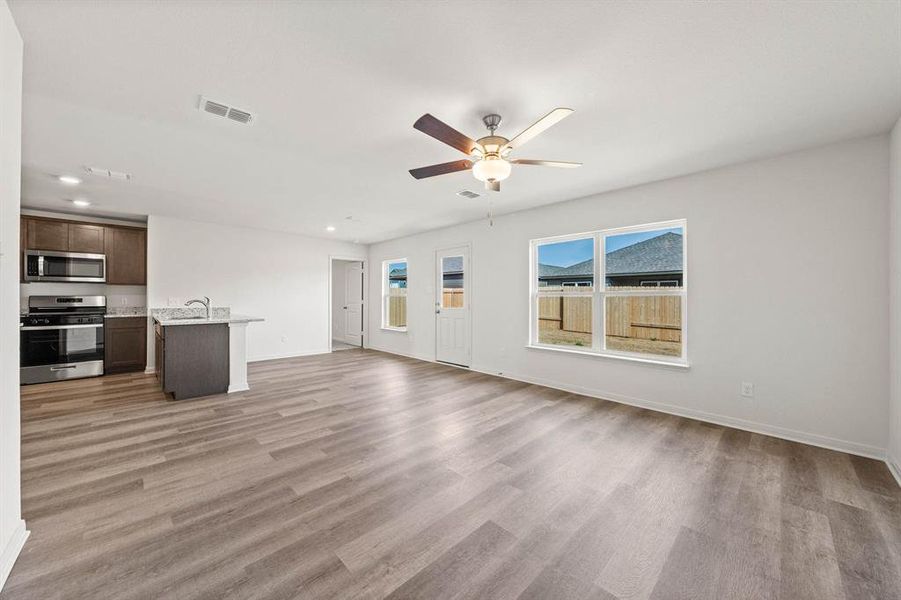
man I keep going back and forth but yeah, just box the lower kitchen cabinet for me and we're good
[154,322,229,400]
[104,317,147,374]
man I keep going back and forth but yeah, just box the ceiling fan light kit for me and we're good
[409,108,581,192]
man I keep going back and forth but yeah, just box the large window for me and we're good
[382,258,407,331]
[531,220,686,364]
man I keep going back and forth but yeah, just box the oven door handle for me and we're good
[49,365,78,371]
[20,324,103,330]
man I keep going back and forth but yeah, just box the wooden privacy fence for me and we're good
[388,288,406,327]
[539,293,681,342]
[387,288,462,328]
[442,289,464,308]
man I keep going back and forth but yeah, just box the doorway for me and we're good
[435,245,471,367]
[330,257,366,351]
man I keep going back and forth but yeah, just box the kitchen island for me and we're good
[152,308,263,399]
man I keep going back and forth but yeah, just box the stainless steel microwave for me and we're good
[24,250,106,283]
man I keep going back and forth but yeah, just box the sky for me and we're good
[537,227,683,267]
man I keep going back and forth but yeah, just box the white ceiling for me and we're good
[9,0,901,243]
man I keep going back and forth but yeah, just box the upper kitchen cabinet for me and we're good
[68,223,105,253]
[104,226,146,285]
[21,216,147,285]
[26,218,69,251]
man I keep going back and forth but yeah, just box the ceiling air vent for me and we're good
[198,96,254,125]
[85,166,132,181]
[457,190,480,199]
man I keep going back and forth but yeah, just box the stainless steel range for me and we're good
[20,295,106,384]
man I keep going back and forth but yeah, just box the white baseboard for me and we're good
[366,344,433,363]
[144,367,157,375]
[888,453,901,488]
[248,349,330,363]
[471,365,886,460]
[227,383,250,393]
[364,346,888,461]
[0,520,28,592]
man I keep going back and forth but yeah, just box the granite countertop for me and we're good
[153,314,264,327]
[151,306,263,327]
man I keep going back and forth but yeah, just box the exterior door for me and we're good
[435,246,470,366]
[343,262,364,347]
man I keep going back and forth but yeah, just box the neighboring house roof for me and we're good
[441,255,463,274]
[538,259,593,278]
[607,232,682,275]
[538,232,683,278]
[389,256,463,280]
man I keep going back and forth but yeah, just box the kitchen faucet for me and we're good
[184,296,212,319]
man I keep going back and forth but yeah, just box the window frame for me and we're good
[529,219,688,367]
[381,257,408,332]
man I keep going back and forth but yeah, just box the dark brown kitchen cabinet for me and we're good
[104,227,146,285]
[155,322,229,400]
[26,219,69,251]
[104,317,147,374]
[21,216,147,285]
[68,223,105,253]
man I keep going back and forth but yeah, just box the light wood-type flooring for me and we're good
[2,349,900,599]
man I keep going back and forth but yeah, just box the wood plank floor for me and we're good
[2,349,900,599]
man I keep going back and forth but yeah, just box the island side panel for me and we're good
[163,323,230,399]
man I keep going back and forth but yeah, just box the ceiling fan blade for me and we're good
[511,159,582,168]
[505,108,573,151]
[485,180,500,192]
[408,159,473,179]
[413,114,480,155]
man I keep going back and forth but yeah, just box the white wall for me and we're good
[889,116,901,478]
[146,215,363,366]
[331,260,347,340]
[369,135,890,457]
[0,0,25,589]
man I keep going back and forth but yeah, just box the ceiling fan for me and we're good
[408,108,582,192]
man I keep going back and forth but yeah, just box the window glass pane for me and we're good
[605,227,683,289]
[537,293,592,348]
[441,256,464,308]
[387,260,407,328]
[536,237,594,291]
[605,295,682,357]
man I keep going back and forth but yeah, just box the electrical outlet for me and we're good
[281,335,288,343]
[741,382,754,398]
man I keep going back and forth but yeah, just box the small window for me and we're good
[639,280,680,287]
[441,256,464,308]
[382,259,407,330]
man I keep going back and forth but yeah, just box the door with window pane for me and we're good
[435,246,470,366]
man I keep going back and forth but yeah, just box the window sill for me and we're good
[381,326,408,333]
[525,343,690,369]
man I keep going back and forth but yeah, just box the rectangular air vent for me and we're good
[85,166,132,181]
[198,96,254,125]
[457,190,480,199]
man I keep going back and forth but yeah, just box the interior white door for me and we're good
[344,262,364,347]
[435,246,470,366]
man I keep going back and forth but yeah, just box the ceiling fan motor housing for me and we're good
[482,113,502,133]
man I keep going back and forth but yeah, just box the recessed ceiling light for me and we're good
[71,199,91,207]
[326,226,336,232]
[59,175,81,185]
